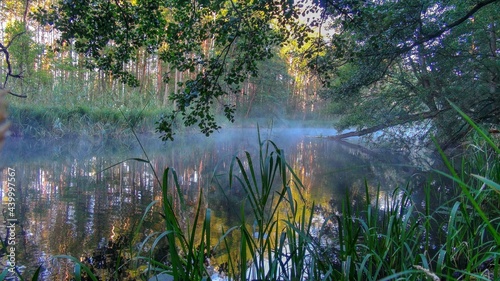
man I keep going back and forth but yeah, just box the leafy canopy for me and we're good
[314,0,500,148]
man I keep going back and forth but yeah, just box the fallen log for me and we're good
[328,110,445,140]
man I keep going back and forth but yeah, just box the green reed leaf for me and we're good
[52,255,98,281]
[472,174,500,193]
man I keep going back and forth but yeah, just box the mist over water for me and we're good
[0,127,414,279]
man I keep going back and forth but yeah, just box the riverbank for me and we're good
[6,105,335,140]
[7,105,162,139]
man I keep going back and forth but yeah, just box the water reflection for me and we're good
[0,128,413,279]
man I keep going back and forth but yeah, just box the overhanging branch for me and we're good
[329,109,447,140]
[0,31,27,97]
[403,0,499,53]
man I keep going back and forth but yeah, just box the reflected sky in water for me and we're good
[0,128,414,279]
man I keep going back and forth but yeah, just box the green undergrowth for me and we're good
[6,104,335,140]
[7,104,164,138]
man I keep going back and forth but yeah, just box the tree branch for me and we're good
[401,0,499,53]
[329,109,447,140]
[0,32,27,97]
[5,91,27,98]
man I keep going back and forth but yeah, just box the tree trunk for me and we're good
[488,22,497,95]
[163,63,170,106]
[157,57,163,101]
[329,109,445,140]
[245,80,256,118]
[0,89,10,149]
[140,50,147,95]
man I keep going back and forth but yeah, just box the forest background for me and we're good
[0,0,499,151]
[1,0,328,144]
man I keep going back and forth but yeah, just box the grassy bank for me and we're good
[7,104,164,139]
[5,105,335,140]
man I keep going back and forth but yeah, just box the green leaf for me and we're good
[448,100,500,155]
[52,255,98,281]
[472,174,500,193]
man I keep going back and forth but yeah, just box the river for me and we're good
[0,127,416,280]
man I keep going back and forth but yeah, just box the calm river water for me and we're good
[0,127,417,280]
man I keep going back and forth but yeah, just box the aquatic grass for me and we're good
[131,167,212,280]
[418,103,500,280]
[110,113,214,280]
[280,203,336,280]
[94,156,214,279]
[224,151,280,279]
[409,103,500,279]
[0,264,42,281]
[328,125,500,280]
[332,183,434,281]
[194,127,341,280]
[433,103,500,246]
[51,255,99,281]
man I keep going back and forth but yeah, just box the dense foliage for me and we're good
[313,0,499,149]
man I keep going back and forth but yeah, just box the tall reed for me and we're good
[215,129,334,280]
